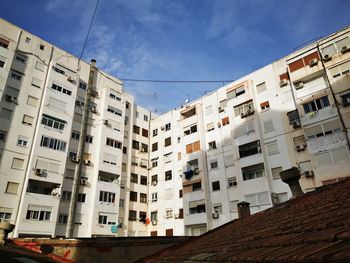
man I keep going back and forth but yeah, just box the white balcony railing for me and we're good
[307,132,347,154]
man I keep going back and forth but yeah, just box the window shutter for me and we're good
[12,158,25,169]
[332,147,349,163]
[263,120,274,133]
[222,116,229,125]
[323,119,341,133]
[6,182,19,194]
[193,141,200,152]
[321,44,336,57]
[335,37,350,50]
[266,141,279,155]
[316,152,332,167]
[339,61,350,74]
[304,124,322,137]
[207,122,214,131]
[256,82,267,93]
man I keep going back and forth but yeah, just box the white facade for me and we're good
[0,18,350,237]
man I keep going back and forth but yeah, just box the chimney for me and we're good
[91,59,96,66]
[237,201,251,219]
[280,167,303,198]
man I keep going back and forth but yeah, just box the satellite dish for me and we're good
[185,98,189,103]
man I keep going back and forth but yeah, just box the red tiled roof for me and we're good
[140,179,350,262]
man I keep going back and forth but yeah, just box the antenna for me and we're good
[153,92,158,113]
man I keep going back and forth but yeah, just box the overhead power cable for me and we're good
[120,79,235,83]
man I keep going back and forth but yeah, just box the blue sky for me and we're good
[1,0,350,112]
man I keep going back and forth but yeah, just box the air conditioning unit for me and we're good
[91,106,97,113]
[71,156,80,163]
[152,181,158,186]
[294,82,304,90]
[75,100,82,106]
[279,79,288,87]
[323,54,332,62]
[304,170,314,177]
[295,144,306,152]
[80,178,88,185]
[67,76,75,82]
[140,148,145,153]
[140,162,147,168]
[240,112,247,118]
[212,212,219,219]
[246,109,254,116]
[218,106,224,113]
[104,119,109,126]
[152,220,157,226]
[341,46,350,53]
[91,90,98,97]
[343,97,350,107]
[84,159,91,165]
[309,58,318,67]
[193,168,199,175]
[5,95,16,103]
[35,168,44,176]
[292,119,301,129]
[160,126,165,130]
[174,213,180,219]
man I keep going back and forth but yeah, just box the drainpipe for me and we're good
[316,40,350,150]
[66,59,97,238]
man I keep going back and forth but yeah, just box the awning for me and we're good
[189,200,205,208]
[183,178,201,186]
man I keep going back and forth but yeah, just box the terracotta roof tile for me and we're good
[139,179,350,263]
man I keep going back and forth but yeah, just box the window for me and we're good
[303,96,330,113]
[165,123,171,131]
[144,115,149,121]
[177,152,182,161]
[40,136,66,152]
[189,200,205,214]
[39,44,45,50]
[140,193,147,203]
[0,209,11,221]
[153,129,158,137]
[179,189,183,198]
[212,181,220,191]
[152,142,158,152]
[135,111,139,118]
[165,209,173,219]
[129,210,137,221]
[85,135,93,144]
[61,191,72,201]
[0,108,12,120]
[271,166,283,179]
[192,182,202,191]
[35,61,45,71]
[164,152,172,163]
[151,192,158,202]
[27,96,39,107]
[0,37,9,49]
[229,200,239,212]
[133,125,140,134]
[164,137,171,147]
[228,177,237,187]
[11,71,22,80]
[208,141,217,151]
[98,215,108,225]
[32,77,42,88]
[119,199,125,208]
[140,176,147,185]
[263,120,275,133]
[245,191,270,206]
[123,147,127,154]
[239,140,260,158]
[0,130,6,141]
[142,128,148,138]
[207,122,215,132]
[79,82,87,90]
[48,97,67,112]
[234,120,255,138]
[58,214,68,224]
[266,141,279,155]
[213,204,223,214]
[12,157,25,170]
[77,193,86,203]
[132,140,140,150]
[151,175,158,185]
[227,85,245,99]
[304,119,341,139]
[141,143,148,153]
[205,105,213,115]
[165,189,173,200]
[131,173,138,183]
[17,136,28,147]
[130,191,137,202]
[0,55,6,68]
[107,105,122,116]
[234,100,254,117]
[22,115,34,126]
[125,101,130,109]
[165,170,172,181]
[26,206,52,221]
[151,211,158,221]
[51,83,72,96]
[6,182,19,194]
[184,125,197,136]
[109,91,121,101]
[256,82,267,93]
[99,191,115,203]
[242,163,265,181]
[186,141,200,154]
[329,61,350,78]
[222,116,230,126]
[25,37,31,43]
[152,160,158,168]
[71,131,80,140]
[106,137,122,149]
[210,160,218,170]
[260,101,270,111]
[41,114,66,131]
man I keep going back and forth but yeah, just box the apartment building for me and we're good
[0,18,349,238]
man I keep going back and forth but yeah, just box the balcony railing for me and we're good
[307,131,347,154]
[301,106,338,126]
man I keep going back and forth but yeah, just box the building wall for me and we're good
[0,18,350,238]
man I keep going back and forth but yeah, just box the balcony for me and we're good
[301,106,338,126]
[307,131,347,154]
